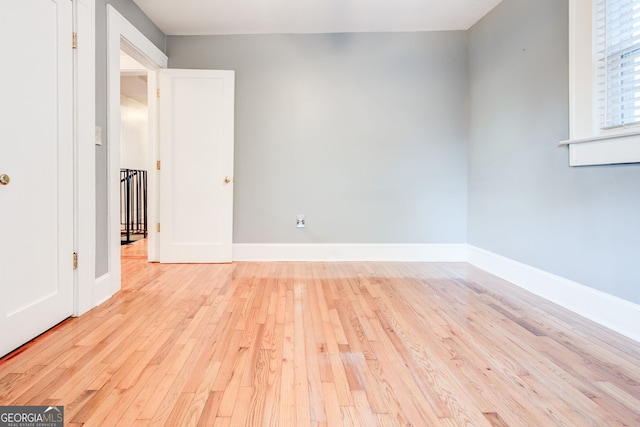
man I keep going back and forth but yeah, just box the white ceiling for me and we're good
[132,0,504,36]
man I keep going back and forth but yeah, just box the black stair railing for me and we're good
[120,169,147,244]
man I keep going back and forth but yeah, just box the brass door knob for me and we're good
[0,174,10,186]
[224,176,232,184]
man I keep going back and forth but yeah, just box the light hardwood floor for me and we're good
[1,239,639,426]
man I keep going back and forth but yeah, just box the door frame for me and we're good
[74,0,95,316]
[75,3,167,314]
[105,5,168,297]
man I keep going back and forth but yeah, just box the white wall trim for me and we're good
[567,133,640,166]
[106,6,168,300]
[73,0,95,316]
[93,273,113,307]
[146,71,160,262]
[468,245,640,342]
[233,243,468,262]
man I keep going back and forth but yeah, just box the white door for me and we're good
[158,69,235,263]
[0,0,74,356]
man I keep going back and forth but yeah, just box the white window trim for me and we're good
[560,0,640,166]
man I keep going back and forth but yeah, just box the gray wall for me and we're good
[467,0,640,304]
[167,32,469,244]
[95,0,166,276]
[94,0,639,306]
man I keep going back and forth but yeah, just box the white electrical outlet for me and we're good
[296,214,305,228]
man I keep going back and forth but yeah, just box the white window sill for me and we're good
[559,131,640,166]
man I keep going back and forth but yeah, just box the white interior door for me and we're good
[158,69,235,263]
[0,0,74,356]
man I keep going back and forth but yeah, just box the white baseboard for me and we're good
[232,243,468,262]
[94,273,114,307]
[468,245,640,342]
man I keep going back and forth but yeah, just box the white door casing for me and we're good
[158,69,235,263]
[0,0,74,356]
[106,5,167,298]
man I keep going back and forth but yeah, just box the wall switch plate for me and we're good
[296,214,305,228]
[95,126,102,146]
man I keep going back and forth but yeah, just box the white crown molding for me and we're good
[468,245,640,342]
[232,243,468,262]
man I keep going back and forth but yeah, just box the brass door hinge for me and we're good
[72,32,77,49]
[156,223,161,232]
[156,160,161,170]
[73,252,78,269]
[156,88,160,97]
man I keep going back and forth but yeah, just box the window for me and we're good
[562,0,640,166]
[597,0,640,129]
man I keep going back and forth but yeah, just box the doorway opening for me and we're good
[106,4,168,298]
[120,51,149,247]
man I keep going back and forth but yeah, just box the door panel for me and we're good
[0,0,74,356]
[158,70,235,263]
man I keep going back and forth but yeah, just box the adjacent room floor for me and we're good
[1,239,639,426]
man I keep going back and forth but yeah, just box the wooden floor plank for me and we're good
[0,240,638,426]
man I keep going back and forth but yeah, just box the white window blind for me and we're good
[597,0,640,129]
